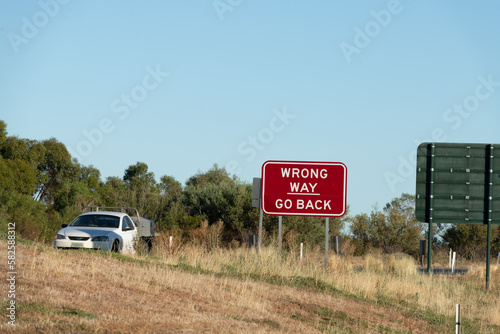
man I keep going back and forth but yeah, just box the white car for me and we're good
[54,211,138,254]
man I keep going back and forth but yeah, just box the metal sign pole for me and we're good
[426,143,435,274]
[258,205,263,253]
[486,222,491,291]
[278,216,282,255]
[325,217,329,272]
[427,223,432,273]
[485,144,494,291]
[252,177,263,254]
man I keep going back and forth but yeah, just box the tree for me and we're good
[122,162,161,220]
[351,194,424,256]
[184,178,246,240]
[159,175,183,202]
[0,123,81,242]
[380,193,424,255]
[99,176,126,207]
[183,164,257,242]
[123,162,153,183]
[36,138,76,203]
[157,175,185,231]
[442,224,500,261]
[0,120,7,151]
[1,136,46,197]
[79,164,101,191]
[0,157,39,196]
[185,163,235,188]
[350,212,373,255]
[0,189,50,241]
[52,164,102,212]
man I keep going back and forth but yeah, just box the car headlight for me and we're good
[92,236,109,242]
[55,234,66,240]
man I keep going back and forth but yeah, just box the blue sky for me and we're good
[1,0,500,217]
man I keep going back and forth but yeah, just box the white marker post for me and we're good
[300,243,303,262]
[455,304,461,334]
[451,252,456,277]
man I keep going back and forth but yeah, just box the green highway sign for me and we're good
[416,142,500,225]
[415,142,499,290]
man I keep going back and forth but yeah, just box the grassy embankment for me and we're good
[1,234,499,333]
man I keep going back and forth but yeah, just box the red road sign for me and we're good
[261,160,347,217]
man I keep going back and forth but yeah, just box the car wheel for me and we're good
[111,240,120,253]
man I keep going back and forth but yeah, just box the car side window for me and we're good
[122,216,135,231]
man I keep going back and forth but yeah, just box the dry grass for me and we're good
[154,238,500,328]
[1,237,500,333]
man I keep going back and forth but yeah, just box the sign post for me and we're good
[419,240,426,267]
[252,178,263,253]
[485,145,494,290]
[278,216,282,255]
[325,217,329,272]
[416,143,499,290]
[261,160,347,270]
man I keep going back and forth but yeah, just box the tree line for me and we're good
[0,120,498,259]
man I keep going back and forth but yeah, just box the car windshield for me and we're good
[69,214,120,228]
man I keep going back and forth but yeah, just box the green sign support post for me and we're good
[416,143,499,291]
[426,143,435,274]
[485,144,494,290]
